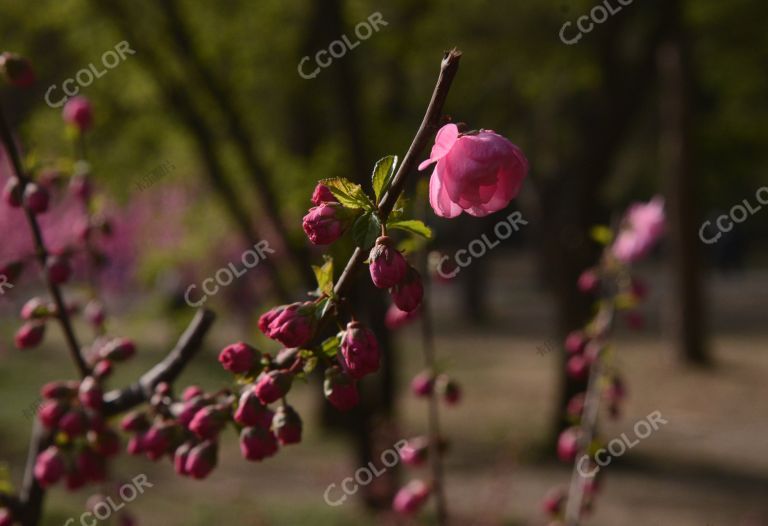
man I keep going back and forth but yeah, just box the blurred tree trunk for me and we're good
[658,0,710,366]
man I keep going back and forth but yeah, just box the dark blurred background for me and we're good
[1,0,767,524]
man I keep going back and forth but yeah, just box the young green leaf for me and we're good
[352,211,383,249]
[311,255,334,296]
[321,335,341,359]
[371,155,398,203]
[320,177,375,210]
[387,219,433,239]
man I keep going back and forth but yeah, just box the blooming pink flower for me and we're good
[258,302,315,348]
[62,96,93,132]
[369,236,407,288]
[340,321,380,379]
[311,183,338,206]
[185,440,218,479]
[612,197,665,263]
[218,341,259,374]
[302,203,348,245]
[273,405,302,445]
[418,124,528,218]
[34,446,65,488]
[323,367,359,412]
[392,479,431,515]
[254,370,292,404]
[234,388,274,428]
[390,266,423,312]
[557,427,581,462]
[240,426,278,461]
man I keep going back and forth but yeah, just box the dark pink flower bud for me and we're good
[566,393,586,419]
[66,469,87,490]
[0,260,23,283]
[76,448,106,482]
[302,203,348,245]
[62,96,93,132]
[254,370,292,404]
[173,442,193,476]
[311,183,338,206]
[185,440,218,479]
[84,300,105,326]
[34,446,65,488]
[23,183,49,214]
[91,428,121,457]
[234,388,274,428]
[340,321,380,380]
[566,355,589,381]
[99,338,136,361]
[154,382,172,396]
[240,426,278,462]
[390,266,423,312]
[15,321,45,349]
[21,297,52,320]
[273,405,302,445]
[38,399,67,428]
[392,480,431,515]
[557,427,581,462]
[0,52,35,87]
[399,437,429,466]
[41,380,78,399]
[78,376,103,410]
[542,487,566,516]
[218,341,260,374]
[177,398,207,429]
[59,409,88,436]
[46,255,71,285]
[2,177,23,207]
[577,269,599,293]
[120,411,150,432]
[436,375,461,405]
[126,433,146,455]
[369,236,407,288]
[565,331,587,354]
[189,406,228,439]
[182,385,204,402]
[323,367,359,412]
[385,303,420,330]
[410,371,434,397]
[93,359,113,379]
[258,302,316,348]
[143,423,174,460]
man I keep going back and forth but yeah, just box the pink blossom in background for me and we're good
[611,196,665,263]
[418,124,528,218]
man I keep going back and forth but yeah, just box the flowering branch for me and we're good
[0,105,89,377]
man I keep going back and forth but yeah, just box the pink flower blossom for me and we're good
[418,124,528,218]
[612,197,665,263]
[311,183,338,206]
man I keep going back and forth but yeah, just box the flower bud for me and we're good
[84,300,105,326]
[78,376,103,410]
[564,331,587,354]
[392,479,431,515]
[185,440,218,479]
[218,341,260,374]
[253,370,292,405]
[91,428,121,457]
[368,236,407,288]
[410,370,434,397]
[143,422,174,460]
[154,382,171,396]
[234,388,274,428]
[93,359,113,379]
[41,380,78,399]
[2,177,23,207]
[323,367,359,412]
[37,399,67,428]
[566,354,589,381]
[0,508,13,526]
[302,203,349,245]
[76,448,106,482]
[120,411,150,432]
[62,96,93,132]
[182,385,204,402]
[21,297,52,320]
[557,427,581,462]
[399,437,429,466]
[340,321,380,380]
[23,183,49,214]
[390,266,423,312]
[577,269,599,294]
[0,52,35,87]
[99,338,136,361]
[177,397,208,428]
[542,487,566,516]
[273,405,302,445]
[173,442,193,476]
[384,303,420,330]
[34,446,65,488]
[46,255,71,285]
[258,302,316,348]
[65,469,87,491]
[14,321,45,349]
[310,183,337,206]
[436,374,461,405]
[126,433,146,455]
[189,406,228,439]
[59,409,88,436]
[566,393,586,420]
[0,260,23,283]
[239,426,278,462]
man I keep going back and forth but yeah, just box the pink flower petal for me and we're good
[429,171,462,218]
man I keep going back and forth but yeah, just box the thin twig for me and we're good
[0,105,89,377]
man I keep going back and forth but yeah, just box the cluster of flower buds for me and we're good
[33,376,120,489]
[369,236,424,313]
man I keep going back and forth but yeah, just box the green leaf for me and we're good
[352,211,382,249]
[311,255,334,296]
[371,155,398,203]
[590,225,613,245]
[387,219,433,239]
[320,177,374,210]
[321,335,341,359]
